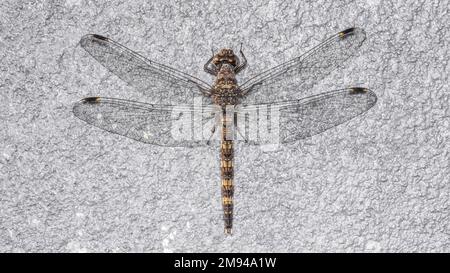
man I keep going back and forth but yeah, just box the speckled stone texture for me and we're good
[0,0,448,252]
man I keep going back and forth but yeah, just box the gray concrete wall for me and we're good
[0,0,448,252]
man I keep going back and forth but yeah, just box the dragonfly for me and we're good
[73,27,377,235]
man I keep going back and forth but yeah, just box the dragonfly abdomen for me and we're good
[221,114,234,235]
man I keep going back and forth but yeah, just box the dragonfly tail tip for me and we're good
[224,227,233,235]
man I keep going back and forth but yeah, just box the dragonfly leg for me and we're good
[235,43,247,74]
[204,55,218,76]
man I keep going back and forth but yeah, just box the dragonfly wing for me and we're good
[235,88,377,144]
[73,97,221,147]
[80,34,211,104]
[240,28,366,104]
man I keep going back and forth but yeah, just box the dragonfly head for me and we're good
[212,48,240,68]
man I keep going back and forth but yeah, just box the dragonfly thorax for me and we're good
[211,64,242,106]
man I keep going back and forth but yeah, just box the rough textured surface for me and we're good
[0,0,448,252]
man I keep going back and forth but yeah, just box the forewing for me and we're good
[80,34,211,104]
[235,88,377,144]
[240,28,367,104]
[73,97,221,147]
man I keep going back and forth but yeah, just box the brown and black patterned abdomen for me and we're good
[221,114,234,234]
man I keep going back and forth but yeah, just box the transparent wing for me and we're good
[235,88,377,144]
[240,28,367,104]
[80,34,212,105]
[73,97,222,147]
